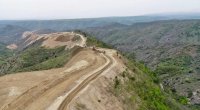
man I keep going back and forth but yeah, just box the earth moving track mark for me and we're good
[58,53,113,110]
[1,55,100,110]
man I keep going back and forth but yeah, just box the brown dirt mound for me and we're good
[18,32,86,50]
[55,35,73,42]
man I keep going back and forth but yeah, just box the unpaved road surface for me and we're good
[57,52,113,110]
[0,48,116,110]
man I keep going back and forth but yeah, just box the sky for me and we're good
[0,0,200,20]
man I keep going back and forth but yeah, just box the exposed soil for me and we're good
[11,32,86,50]
[67,48,126,110]
[55,35,72,42]
[1,33,125,110]
[0,48,107,110]
[6,44,18,50]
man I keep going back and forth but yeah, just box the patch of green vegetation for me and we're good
[0,43,13,65]
[19,46,66,69]
[183,23,200,43]
[155,66,182,75]
[0,46,79,75]
[197,45,200,53]
[126,61,168,110]
[18,49,69,72]
[155,55,193,76]
[154,54,198,108]
[74,30,113,48]
[86,36,112,48]
[113,55,185,110]
[72,32,176,109]
[160,55,192,67]
[177,96,189,105]
[114,76,120,89]
[189,105,200,110]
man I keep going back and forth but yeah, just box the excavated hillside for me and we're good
[7,31,86,51]
[0,31,185,110]
[0,32,87,75]
[0,32,129,110]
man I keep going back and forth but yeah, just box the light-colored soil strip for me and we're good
[57,53,113,110]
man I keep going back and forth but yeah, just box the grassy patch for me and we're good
[125,60,169,110]
[72,32,185,110]
[177,96,189,105]
[74,30,112,48]
[155,55,193,76]
[0,46,80,75]
[0,43,13,65]
[112,54,186,110]
[154,55,199,109]
[155,66,182,76]
[18,50,69,71]
[86,36,112,48]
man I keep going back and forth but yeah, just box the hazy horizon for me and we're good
[0,0,200,20]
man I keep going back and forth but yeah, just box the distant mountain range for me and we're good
[0,13,199,45]
[1,13,200,30]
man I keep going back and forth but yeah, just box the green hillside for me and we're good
[0,46,81,75]
[85,20,200,109]
[77,32,187,110]
[0,43,12,65]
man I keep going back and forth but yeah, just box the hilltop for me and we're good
[0,17,200,109]
[0,31,185,110]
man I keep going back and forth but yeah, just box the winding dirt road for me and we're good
[1,48,115,110]
[58,53,113,110]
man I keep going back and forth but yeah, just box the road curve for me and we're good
[58,52,113,110]
[1,49,106,110]
[1,48,114,110]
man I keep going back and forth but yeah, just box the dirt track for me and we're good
[0,48,115,110]
[57,53,113,110]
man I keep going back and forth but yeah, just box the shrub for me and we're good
[114,76,120,89]
[178,96,188,105]
[155,66,182,75]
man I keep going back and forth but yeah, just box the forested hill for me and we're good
[85,20,200,65]
[85,20,200,108]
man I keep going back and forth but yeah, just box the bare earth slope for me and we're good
[0,48,105,110]
[67,48,126,110]
[0,48,125,110]
[0,31,126,110]
[7,31,86,51]
[57,48,125,110]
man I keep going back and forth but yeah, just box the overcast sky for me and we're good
[0,0,200,20]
